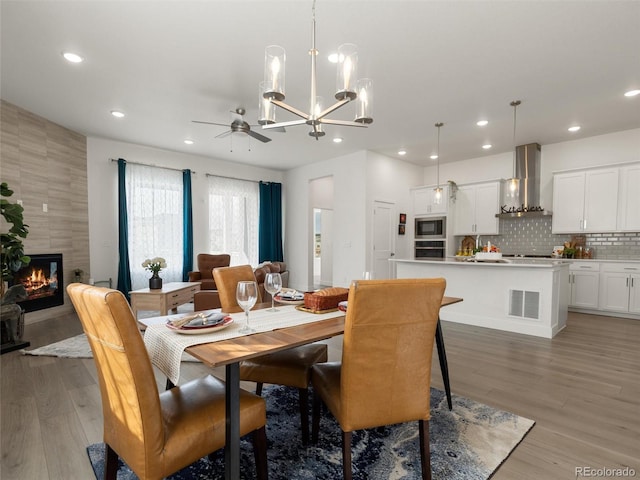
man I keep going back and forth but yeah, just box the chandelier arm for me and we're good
[319,118,367,128]
[316,98,351,120]
[262,119,307,130]
[269,99,310,119]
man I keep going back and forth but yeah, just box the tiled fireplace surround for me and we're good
[474,217,640,260]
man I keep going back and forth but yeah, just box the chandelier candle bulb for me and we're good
[336,43,358,100]
[264,45,285,101]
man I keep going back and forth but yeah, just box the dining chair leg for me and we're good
[311,393,322,444]
[104,443,119,480]
[253,425,269,480]
[298,387,310,445]
[342,431,353,480]
[419,420,432,480]
[256,382,264,396]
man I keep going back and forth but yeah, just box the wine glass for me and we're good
[236,281,258,333]
[264,272,283,312]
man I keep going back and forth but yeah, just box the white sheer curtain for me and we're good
[127,164,184,290]
[208,176,259,266]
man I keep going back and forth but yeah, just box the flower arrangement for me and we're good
[142,257,167,275]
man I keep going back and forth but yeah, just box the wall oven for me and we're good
[415,240,446,259]
[415,216,446,239]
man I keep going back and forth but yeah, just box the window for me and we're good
[208,176,259,266]
[126,164,184,289]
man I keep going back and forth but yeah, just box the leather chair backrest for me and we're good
[340,278,446,432]
[213,265,263,313]
[66,283,164,478]
[196,254,231,280]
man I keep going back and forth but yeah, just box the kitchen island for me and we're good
[392,257,570,338]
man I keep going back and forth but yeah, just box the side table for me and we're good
[129,282,201,318]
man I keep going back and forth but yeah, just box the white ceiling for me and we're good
[2,1,639,171]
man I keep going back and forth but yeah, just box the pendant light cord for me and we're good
[511,100,520,178]
[435,122,443,188]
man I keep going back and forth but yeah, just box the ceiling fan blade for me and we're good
[215,130,232,139]
[192,120,229,127]
[247,130,272,143]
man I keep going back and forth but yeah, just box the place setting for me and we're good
[165,311,234,335]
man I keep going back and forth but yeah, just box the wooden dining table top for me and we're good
[185,296,462,368]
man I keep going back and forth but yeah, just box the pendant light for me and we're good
[433,122,444,204]
[505,100,521,200]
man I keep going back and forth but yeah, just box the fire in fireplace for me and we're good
[10,253,64,312]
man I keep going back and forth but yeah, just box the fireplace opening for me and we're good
[9,253,64,312]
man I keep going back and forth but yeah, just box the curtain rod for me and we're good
[109,158,195,174]
[205,173,262,184]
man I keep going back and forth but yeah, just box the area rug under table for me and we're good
[87,385,534,480]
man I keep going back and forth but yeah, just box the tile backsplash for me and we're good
[461,217,640,260]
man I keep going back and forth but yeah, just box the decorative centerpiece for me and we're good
[142,257,166,290]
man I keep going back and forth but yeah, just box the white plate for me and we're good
[274,288,305,305]
[166,317,234,335]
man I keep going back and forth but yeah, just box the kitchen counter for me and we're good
[392,258,569,338]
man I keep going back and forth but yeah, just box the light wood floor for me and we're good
[2,310,639,479]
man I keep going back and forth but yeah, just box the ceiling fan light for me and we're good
[258,81,276,125]
[335,43,358,101]
[354,78,373,124]
[263,45,285,101]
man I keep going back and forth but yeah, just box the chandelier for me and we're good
[259,0,373,139]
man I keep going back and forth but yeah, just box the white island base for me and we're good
[393,258,570,338]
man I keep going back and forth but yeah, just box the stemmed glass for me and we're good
[264,272,283,312]
[236,281,258,333]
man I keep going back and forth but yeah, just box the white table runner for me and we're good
[143,305,342,385]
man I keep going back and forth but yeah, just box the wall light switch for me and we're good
[42,203,48,212]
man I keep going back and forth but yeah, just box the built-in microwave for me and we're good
[415,216,446,239]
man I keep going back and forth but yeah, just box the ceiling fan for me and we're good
[192,107,277,143]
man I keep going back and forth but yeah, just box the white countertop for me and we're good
[391,257,570,268]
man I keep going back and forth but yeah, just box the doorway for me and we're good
[313,208,334,287]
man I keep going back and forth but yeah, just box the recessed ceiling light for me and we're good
[332,137,343,143]
[482,144,492,149]
[62,52,84,63]
[398,149,407,156]
[430,154,438,160]
[624,89,640,97]
[184,139,194,145]
[476,120,489,127]
[328,53,339,63]
[111,110,125,118]
[568,125,581,132]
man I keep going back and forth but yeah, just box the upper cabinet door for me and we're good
[474,182,500,235]
[552,171,586,233]
[412,188,430,216]
[552,167,619,233]
[617,163,640,231]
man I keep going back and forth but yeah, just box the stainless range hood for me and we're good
[496,143,552,219]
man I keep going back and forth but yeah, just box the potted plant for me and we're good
[142,257,167,289]
[1,182,30,297]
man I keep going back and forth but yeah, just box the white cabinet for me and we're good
[617,163,640,231]
[568,262,600,309]
[412,185,448,216]
[599,263,640,314]
[552,168,618,233]
[452,182,500,235]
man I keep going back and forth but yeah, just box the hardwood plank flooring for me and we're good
[1,310,638,479]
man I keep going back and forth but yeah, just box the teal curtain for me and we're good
[116,159,132,300]
[182,169,193,281]
[258,181,284,262]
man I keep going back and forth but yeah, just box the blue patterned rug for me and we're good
[87,385,534,479]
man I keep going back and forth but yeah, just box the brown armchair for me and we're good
[67,283,268,480]
[187,253,231,290]
[213,265,328,444]
[310,278,446,480]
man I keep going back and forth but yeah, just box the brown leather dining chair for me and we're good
[213,264,328,444]
[310,278,446,480]
[66,283,268,480]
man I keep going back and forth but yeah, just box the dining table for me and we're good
[141,295,462,480]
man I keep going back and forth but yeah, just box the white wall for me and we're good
[87,137,283,286]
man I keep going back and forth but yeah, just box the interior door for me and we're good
[372,201,395,279]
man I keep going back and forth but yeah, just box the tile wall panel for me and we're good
[1,100,88,323]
